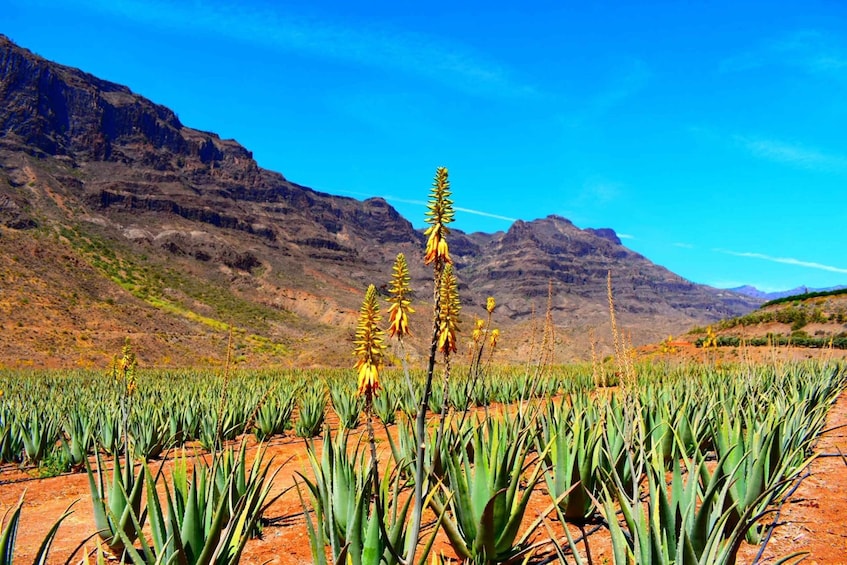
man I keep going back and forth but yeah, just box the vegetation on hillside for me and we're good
[689,288,847,350]
[762,287,847,308]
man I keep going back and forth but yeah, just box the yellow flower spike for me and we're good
[486,296,496,314]
[490,328,500,348]
[111,338,138,396]
[437,264,461,354]
[472,318,485,342]
[353,284,386,400]
[356,361,380,397]
[387,253,415,339]
[423,167,454,265]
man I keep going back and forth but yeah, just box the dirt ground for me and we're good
[2,387,846,564]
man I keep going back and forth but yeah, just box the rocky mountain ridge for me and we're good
[730,285,847,302]
[0,35,760,367]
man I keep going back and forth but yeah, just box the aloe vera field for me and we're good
[0,168,845,564]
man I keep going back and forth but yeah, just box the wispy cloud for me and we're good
[563,58,651,128]
[592,59,651,113]
[734,135,847,172]
[721,29,847,79]
[336,192,516,224]
[454,207,517,223]
[579,178,624,205]
[386,196,516,223]
[673,242,694,249]
[618,233,635,240]
[714,248,847,275]
[63,0,536,98]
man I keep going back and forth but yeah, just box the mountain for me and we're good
[730,285,847,302]
[0,35,760,367]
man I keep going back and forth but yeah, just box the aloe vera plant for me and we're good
[18,410,57,466]
[373,385,399,425]
[253,391,295,441]
[129,409,168,460]
[538,394,603,523]
[0,417,22,464]
[711,409,809,543]
[599,444,775,565]
[85,449,146,554]
[95,407,123,456]
[298,428,381,565]
[330,383,363,430]
[430,417,551,563]
[115,444,283,565]
[295,386,326,438]
[60,410,95,469]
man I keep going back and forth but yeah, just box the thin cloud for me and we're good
[673,242,694,249]
[721,29,847,78]
[773,30,847,75]
[617,233,635,240]
[579,178,624,205]
[735,136,847,173]
[352,194,517,224]
[563,58,651,128]
[714,249,847,275]
[454,207,517,223]
[65,0,536,98]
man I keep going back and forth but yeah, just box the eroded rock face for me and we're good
[0,34,760,353]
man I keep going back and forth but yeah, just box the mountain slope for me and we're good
[0,35,759,367]
[730,285,847,301]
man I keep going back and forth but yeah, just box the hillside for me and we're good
[687,289,847,349]
[0,35,760,367]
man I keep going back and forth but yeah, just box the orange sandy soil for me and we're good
[2,384,846,564]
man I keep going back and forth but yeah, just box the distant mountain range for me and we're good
[0,35,761,367]
[729,285,847,302]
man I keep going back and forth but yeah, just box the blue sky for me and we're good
[4,0,847,292]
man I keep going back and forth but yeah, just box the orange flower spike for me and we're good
[472,318,485,342]
[437,264,461,354]
[387,253,415,339]
[356,360,381,397]
[423,167,454,266]
[353,284,386,400]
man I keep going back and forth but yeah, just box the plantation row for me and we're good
[1,360,845,564]
[694,334,847,349]
[0,365,594,468]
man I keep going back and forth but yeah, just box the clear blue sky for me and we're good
[5,0,846,292]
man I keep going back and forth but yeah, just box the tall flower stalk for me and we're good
[457,297,497,432]
[423,167,454,268]
[112,338,137,468]
[353,284,400,561]
[407,166,455,565]
[387,253,416,402]
[354,284,386,403]
[433,263,461,458]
